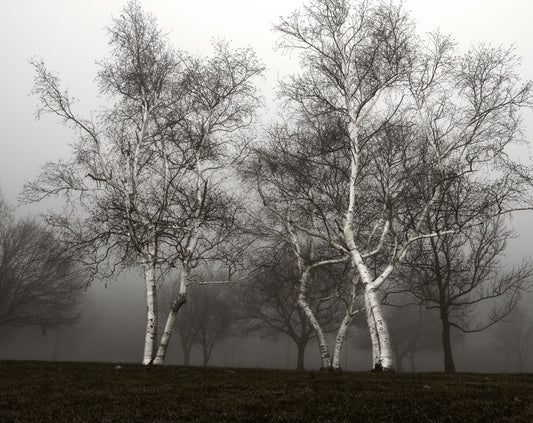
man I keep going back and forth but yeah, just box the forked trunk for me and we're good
[142,261,158,365]
[296,268,332,370]
[332,275,358,370]
[297,292,332,370]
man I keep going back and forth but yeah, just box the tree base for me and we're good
[319,366,343,373]
[371,363,395,373]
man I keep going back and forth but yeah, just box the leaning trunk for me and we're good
[332,311,352,370]
[153,293,187,365]
[440,309,456,373]
[153,264,189,365]
[332,275,358,370]
[297,271,332,369]
[142,261,158,365]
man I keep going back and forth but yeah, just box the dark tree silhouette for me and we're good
[0,196,87,332]
[393,213,531,373]
[237,247,344,370]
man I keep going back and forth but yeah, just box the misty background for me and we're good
[1,0,532,372]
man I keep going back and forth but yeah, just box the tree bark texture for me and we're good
[142,262,158,365]
[365,284,395,372]
[153,265,189,365]
[297,271,332,370]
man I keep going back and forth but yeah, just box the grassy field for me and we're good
[1,360,532,422]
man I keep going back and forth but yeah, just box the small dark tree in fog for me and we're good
[493,305,533,373]
[386,305,441,372]
[174,301,198,366]
[395,214,532,373]
[26,1,263,365]
[195,288,233,367]
[0,196,87,332]
[237,247,343,370]
[351,303,441,372]
[169,285,233,366]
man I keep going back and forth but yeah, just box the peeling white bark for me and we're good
[332,311,351,370]
[297,270,332,369]
[332,274,358,370]
[142,261,158,365]
[365,283,394,371]
[153,264,189,365]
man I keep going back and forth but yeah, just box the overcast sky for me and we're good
[1,0,532,232]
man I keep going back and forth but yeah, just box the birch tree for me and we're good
[237,244,345,370]
[250,122,363,370]
[493,305,533,373]
[273,0,532,371]
[25,1,263,365]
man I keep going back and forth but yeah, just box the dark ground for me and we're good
[1,360,532,422]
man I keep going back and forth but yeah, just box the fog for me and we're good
[2,272,532,372]
[1,1,533,373]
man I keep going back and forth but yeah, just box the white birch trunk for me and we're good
[364,283,394,371]
[364,288,380,369]
[142,261,158,365]
[332,311,352,370]
[332,273,358,370]
[153,264,189,365]
[346,225,395,370]
[297,270,332,370]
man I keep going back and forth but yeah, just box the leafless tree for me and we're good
[492,304,533,373]
[385,304,441,372]
[25,1,263,365]
[236,245,345,370]
[194,287,234,367]
[351,302,441,372]
[391,212,532,373]
[268,0,531,371]
[162,282,234,367]
[246,122,365,370]
[0,195,87,333]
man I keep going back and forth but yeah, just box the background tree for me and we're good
[0,195,87,333]
[392,213,532,373]
[385,304,441,372]
[492,304,533,373]
[351,302,441,372]
[161,282,234,366]
[26,1,263,365]
[237,246,344,370]
[194,286,234,367]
